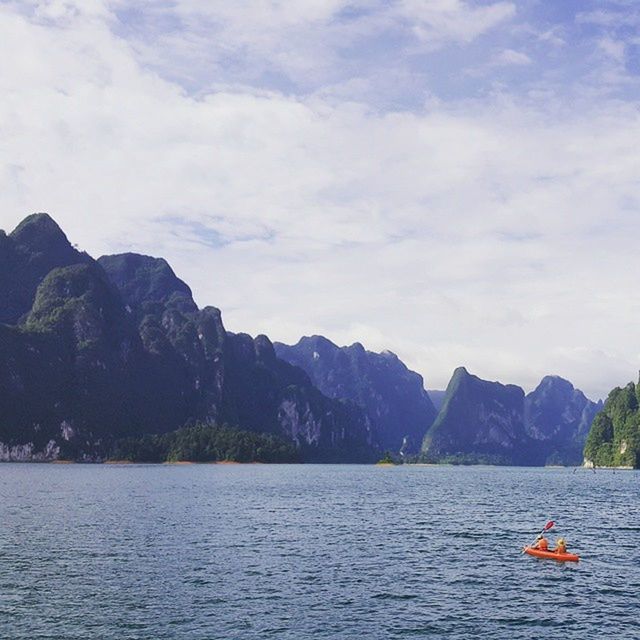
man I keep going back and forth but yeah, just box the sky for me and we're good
[1,0,640,400]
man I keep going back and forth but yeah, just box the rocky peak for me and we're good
[10,213,74,255]
[0,213,89,324]
[98,253,197,315]
[254,334,276,365]
[274,334,437,454]
[525,375,600,447]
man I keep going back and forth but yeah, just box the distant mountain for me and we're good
[0,213,604,466]
[0,214,377,462]
[421,367,530,465]
[421,368,601,465]
[274,335,437,454]
[427,390,446,412]
[584,379,640,468]
[525,376,603,466]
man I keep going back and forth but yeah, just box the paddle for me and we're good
[523,520,555,552]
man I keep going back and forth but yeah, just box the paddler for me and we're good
[554,538,567,554]
[531,534,549,551]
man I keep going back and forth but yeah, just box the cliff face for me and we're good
[274,335,437,454]
[0,261,155,459]
[421,368,601,466]
[98,254,375,461]
[0,215,376,462]
[421,367,530,464]
[525,376,603,466]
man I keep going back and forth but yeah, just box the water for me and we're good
[0,464,638,639]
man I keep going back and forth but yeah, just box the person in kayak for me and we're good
[531,534,549,551]
[554,538,567,554]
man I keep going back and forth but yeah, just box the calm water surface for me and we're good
[0,464,638,639]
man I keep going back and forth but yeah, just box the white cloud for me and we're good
[1,2,640,401]
[492,48,532,66]
[577,9,640,28]
[399,0,516,45]
[92,0,518,93]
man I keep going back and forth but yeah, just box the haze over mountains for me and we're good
[0,213,604,464]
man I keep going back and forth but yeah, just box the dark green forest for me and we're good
[109,423,300,463]
[584,382,640,468]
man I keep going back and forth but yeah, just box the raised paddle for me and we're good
[523,520,555,552]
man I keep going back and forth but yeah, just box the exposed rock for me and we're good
[274,335,436,454]
[0,439,60,462]
[421,368,601,466]
[0,215,378,462]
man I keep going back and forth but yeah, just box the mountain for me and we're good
[98,254,376,461]
[274,335,437,454]
[0,213,90,324]
[427,390,446,412]
[0,215,377,462]
[0,213,603,466]
[584,379,640,468]
[421,367,530,464]
[421,368,601,465]
[0,260,155,460]
[525,376,603,466]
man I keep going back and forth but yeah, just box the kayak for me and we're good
[523,546,580,562]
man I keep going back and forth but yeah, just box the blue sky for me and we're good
[1,0,640,399]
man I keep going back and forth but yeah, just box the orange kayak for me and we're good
[523,546,580,562]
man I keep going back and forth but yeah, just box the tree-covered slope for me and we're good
[0,213,91,324]
[0,215,378,463]
[111,422,300,463]
[584,381,640,468]
[98,254,376,461]
[274,335,437,454]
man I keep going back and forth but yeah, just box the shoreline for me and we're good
[0,459,637,469]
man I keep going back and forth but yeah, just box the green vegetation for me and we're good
[584,382,640,468]
[432,453,512,466]
[377,451,400,465]
[0,214,378,463]
[109,422,300,463]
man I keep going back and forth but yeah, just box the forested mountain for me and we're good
[0,214,376,462]
[584,380,640,468]
[0,213,604,466]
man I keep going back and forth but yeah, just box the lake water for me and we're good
[0,464,638,639]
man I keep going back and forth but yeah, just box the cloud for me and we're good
[1,1,640,400]
[399,0,516,45]
[597,37,626,63]
[491,48,532,66]
[98,0,519,96]
[577,9,640,28]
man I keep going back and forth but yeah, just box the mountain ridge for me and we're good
[0,215,377,462]
[274,335,437,454]
[421,368,601,465]
[0,213,604,465]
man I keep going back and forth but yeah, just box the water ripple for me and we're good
[0,464,638,639]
